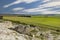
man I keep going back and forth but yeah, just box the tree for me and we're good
[0,16,3,19]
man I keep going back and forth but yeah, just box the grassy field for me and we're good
[3,16,60,30]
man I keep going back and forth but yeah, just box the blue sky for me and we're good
[0,0,60,14]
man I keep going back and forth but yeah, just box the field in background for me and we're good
[3,16,60,30]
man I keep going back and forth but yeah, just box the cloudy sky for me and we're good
[0,0,60,14]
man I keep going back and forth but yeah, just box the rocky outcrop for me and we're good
[0,21,32,40]
[0,21,60,40]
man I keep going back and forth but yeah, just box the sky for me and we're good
[0,0,60,14]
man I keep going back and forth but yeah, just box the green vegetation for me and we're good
[3,16,60,30]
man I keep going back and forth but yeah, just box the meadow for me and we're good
[3,16,60,30]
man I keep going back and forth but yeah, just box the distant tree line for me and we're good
[18,15,31,17]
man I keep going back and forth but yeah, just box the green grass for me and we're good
[3,16,60,30]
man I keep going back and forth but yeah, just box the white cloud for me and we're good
[3,0,60,14]
[24,8,47,12]
[40,11,60,14]
[23,0,60,12]
[24,9,60,14]
[23,0,60,14]
[3,0,37,8]
[3,0,21,8]
[23,0,37,3]
[43,0,50,2]
[39,1,60,8]
[12,8,23,11]
[23,6,60,14]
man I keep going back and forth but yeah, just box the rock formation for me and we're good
[0,21,60,40]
